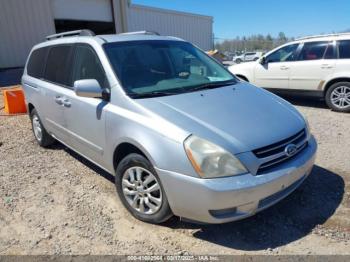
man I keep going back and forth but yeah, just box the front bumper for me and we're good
[156,136,317,224]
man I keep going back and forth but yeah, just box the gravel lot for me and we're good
[0,89,349,255]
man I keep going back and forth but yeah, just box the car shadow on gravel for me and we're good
[47,143,344,250]
[48,143,114,183]
[163,165,344,250]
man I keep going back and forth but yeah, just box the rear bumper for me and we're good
[156,136,317,224]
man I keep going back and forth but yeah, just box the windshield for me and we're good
[103,40,237,98]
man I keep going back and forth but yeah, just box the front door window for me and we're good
[265,44,299,63]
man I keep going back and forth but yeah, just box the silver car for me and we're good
[22,30,317,224]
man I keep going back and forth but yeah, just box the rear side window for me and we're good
[44,45,73,86]
[27,47,48,78]
[338,40,350,59]
[324,43,336,59]
[298,41,328,61]
[72,45,108,89]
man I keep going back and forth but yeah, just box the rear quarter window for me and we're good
[338,40,350,59]
[27,47,48,78]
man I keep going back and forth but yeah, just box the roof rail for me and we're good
[118,30,160,36]
[296,32,350,40]
[46,29,95,40]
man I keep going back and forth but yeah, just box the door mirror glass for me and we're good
[74,79,103,98]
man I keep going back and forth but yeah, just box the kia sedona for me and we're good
[22,30,317,224]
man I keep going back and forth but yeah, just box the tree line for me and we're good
[214,32,293,54]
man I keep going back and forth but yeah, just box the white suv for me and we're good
[233,51,263,64]
[228,33,350,112]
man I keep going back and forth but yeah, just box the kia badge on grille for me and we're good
[285,144,298,157]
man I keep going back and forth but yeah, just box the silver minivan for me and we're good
[22,30,317,224]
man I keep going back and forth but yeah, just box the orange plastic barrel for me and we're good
[2,87,27,114]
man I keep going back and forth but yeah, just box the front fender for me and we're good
[104,105,198,178]
[228,64,255,82]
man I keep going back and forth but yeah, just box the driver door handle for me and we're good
[321,64,333,69]
[62,98,71,107]
[54,96,63,105]
[280,66,289,70]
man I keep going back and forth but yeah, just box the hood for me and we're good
[137,83,305,154]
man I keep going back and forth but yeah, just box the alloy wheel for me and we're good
[330,86,350,109]
[122,166,162,215]
[32,115,43,142]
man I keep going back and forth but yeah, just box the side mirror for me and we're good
[74,79,109,100]
[259,57,267,65]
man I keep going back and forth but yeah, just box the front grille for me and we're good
[253,129,308,174]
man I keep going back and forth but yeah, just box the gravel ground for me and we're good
[0,89,349,255]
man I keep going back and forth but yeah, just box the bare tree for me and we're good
[214,32,292,53]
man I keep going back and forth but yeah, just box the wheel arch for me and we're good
[112,141,153,173]
[324,77,350,96]
[28,103,35,114]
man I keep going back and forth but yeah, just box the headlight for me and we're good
[184,135,248,178]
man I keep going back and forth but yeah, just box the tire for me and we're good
[115,153,173,223]
[235,58,242,64]
[30,108,55,147]
[325,82,350,113]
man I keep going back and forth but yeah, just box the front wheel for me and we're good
[235,58,242,64]
[325,82,350,113]
[115,153,172,223]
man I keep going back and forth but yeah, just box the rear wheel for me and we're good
[30,109,55,147]
[325,82,350,112]
[115,153,172,223]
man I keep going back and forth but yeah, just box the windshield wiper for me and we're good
[187,81,237,92]
[127,91,177,99]
[127,81,237,98]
